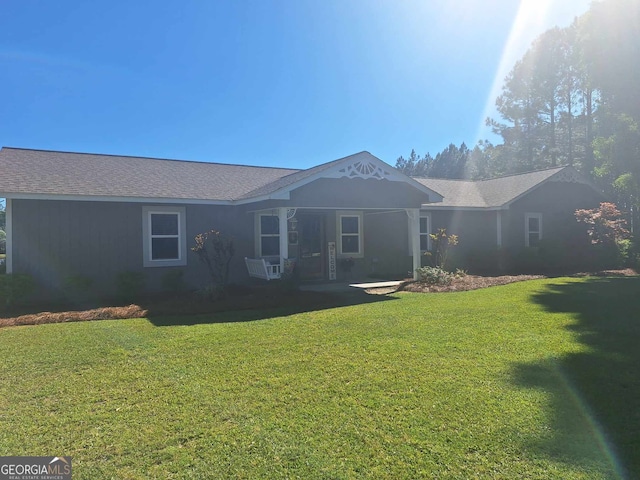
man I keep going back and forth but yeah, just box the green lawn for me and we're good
[1,276,638,479]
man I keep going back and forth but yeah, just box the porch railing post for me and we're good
[408,208,421,280]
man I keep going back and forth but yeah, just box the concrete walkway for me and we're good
[299,280,404,293]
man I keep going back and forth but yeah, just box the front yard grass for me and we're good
[0,276,638,479]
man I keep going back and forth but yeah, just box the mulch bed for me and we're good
[397,268,638,294]
[0,305,148,328]
[399,274,545,293]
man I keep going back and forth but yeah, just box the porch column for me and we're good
[5,198,12,274]
[496,210,502,247]
[408,208,421,280]
[278,207,288,273]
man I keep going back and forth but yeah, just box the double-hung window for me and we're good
[259,214,280,257]
[143,206,187,267]
[525,213,542,247]
[337,211,363,257]
[419,214,431,252]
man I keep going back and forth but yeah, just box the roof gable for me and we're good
[237,151,444,203]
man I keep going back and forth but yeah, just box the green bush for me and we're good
[616,238,633,267]
[162,269,185,293]
[115,271,145,302]
[63,275,94,304]
[0,229,5,255]
[0,273,35,309]
[196,283,227,302]
[64,275,93,293]
[416,266,455,286]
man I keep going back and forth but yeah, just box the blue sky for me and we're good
[1,0,592,169]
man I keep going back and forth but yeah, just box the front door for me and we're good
[298,214,325,280]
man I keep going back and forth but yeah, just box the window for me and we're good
[419,214,431,252]
[259,214,280,257]
[525,213,542,247]
[142,206,186,267]
[337,211,363,257]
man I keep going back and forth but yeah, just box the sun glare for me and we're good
[475,0,591,146]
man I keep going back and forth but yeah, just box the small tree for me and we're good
[575,202,630,245]
[427,228,459,270]
[191,230,235,292]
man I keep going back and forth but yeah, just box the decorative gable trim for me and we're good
[547,168,591,185]
[325,158,400,181]
[235,152,444,205]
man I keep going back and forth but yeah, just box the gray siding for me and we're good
[10,200,256,298]
[425,209,499,267]
[503,182,601,250]
[362,210,412,277]
[290,178,429,208]
[12,200,141,298]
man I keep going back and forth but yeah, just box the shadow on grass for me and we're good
[515,276,640,478]
[144,288,396,327]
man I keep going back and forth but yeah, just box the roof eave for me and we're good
[1,192,234,205]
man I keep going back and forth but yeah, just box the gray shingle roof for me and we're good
[413,167,571,208]
[0,147,299,201]
[0,147,586,208]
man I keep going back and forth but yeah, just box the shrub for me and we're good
[0,229,5,254]
[162,269,185,293]
[115,271,145,302]
[64,275,93,293]
[575,202,630,245]
[454,268,467,277]
[63,275,94,304]
[339,257,355,273]
[416,266,455,286]
[425,229,459,270]
[616,238,634,267]
[191,230,235,297]
[0,273,35,309]
[196,283,227,302]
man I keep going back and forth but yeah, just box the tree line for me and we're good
[396,0,639,210]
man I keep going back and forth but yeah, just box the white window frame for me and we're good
[257,213,280,258]
[419,213,431,253]
[337,211,364,258]
[525,212,543,247]
[142,206,187,267]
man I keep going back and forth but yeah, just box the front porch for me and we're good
[248,207,425,282]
